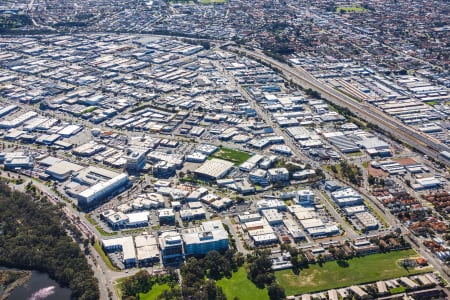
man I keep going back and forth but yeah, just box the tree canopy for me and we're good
[0,180,99,300]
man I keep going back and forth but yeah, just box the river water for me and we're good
[6,270,71,300]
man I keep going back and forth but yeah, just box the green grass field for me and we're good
[276,250,431,296]
[336,6,368,13]
[139,284,170,300]
[210,147,252,166]
[217,267,269,300]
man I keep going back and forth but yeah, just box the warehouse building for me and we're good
[324,132,360,153]
[354,212,379,231]
[45,160,84,181]
[194,158,234,180]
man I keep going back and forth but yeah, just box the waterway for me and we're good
[6,270,71,300]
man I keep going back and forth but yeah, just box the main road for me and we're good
[227,46,450,167]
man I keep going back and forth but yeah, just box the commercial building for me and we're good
[256,199,286,212]
[4,156,33,169]
[124,148,147,171]
[182,220,229,256]
[356,137,392,157]
[134,235,160,266]
[262,209,283,225]
[158,208,175,225]
[343,205,367,216]
[238,213,262,223]
[249,169,269,186]
[268,167,289,183]
[331,187,364,207]
[296,190,315,205]
[159,231,183,266]
[102,236,136,267]
[180,207,206,221]
[58,124,83,137]
[153,161,176,178]
[102,234,160,268]
[77,173,129,207]
[72,166,120,186]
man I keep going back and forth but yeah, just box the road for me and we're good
[316,190,359,240]
[228,46,450,167]
[223,216,249,255]
[12,176,128,300]
[222,46,450,283]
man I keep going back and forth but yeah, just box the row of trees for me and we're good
[0,179,99,299]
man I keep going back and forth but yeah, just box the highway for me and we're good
[228,46,450,167]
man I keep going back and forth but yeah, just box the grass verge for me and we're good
[96,225,118,236]
[94,241,120,271]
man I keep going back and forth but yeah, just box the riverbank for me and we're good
[0,269,32,300]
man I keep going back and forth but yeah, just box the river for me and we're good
[6,270,71,300]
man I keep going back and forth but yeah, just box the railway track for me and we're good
[231,46,449,165]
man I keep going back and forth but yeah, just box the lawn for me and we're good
[275,250,431,296]
[389,286,406,294]
[139,284,170,300]
[217,267,269,300]
[210,147,252,166]
[336,6,367,13]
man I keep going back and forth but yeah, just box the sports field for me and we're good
[276,250,431,296]
[210,147,252,165]
[336,6,367,13]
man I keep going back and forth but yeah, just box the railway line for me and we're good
[230,46,450,166]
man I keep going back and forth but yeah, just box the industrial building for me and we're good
[354,212,379,231]
[194,158,234,180]
[45,160,85,181]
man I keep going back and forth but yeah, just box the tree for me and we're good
[268,283,286,300]
[0,180,99,299]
